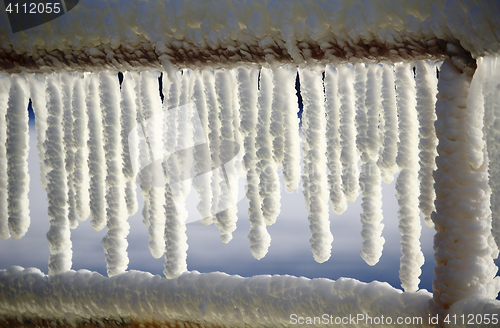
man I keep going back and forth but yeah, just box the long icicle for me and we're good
[281,68,301,192]
[238,66,271,259]
[394,63,424,292]
[61,73,78,229]
[0,75,11,240]
[134,71,150,230]
[359,64,385,266]
[378,63,399,184]
[415,61,438,228]
[324,65,347,215]
[86,73,106,231]
[163,70,195,278]
[270,68,286,167]
[299,66,332,263]
[256,68,281,227]
[72,73,90,222]
[191,71,212,223]
[203,70,222,228]
[338,65,359,203]
[120,72,139,217]
[6,74,30,240]
[28,74,48,192]
[213,69,239,242]
[99,71,129,276]
[45,73,72,275]
[140,71,166,259]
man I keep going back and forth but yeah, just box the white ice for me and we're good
[394,63,424,292]
[6,74,30,240]
[299,67,333,264]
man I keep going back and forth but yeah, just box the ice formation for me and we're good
[1,0,500,327]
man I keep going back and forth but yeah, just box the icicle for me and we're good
[191,71,213,223]
[213,69,239,242]
[354,63,368,158]
[6,74,30,240]
[256,68,281,226]
[120,72,139,217]
[280,68,301,192]
[163,184,188,278]
[484,57,500,248]
[134,71,151,228]
[238,66,271,259]
[86,73,106,231]
[378,63,399,184]
[466,57,486,169]
[415,61,438,228]
[299,67,332,264]
[140,71,166,259]
[162,95,182,274]
[28,74,48,192]
[162,104,197,279]
[358,64,385,266]
[72,73,90,222]
[61,73,78,229]
[230,70,245,178]
[203,69,221,227]
[338,65,359,203]
[99,71,130,276]
[270,68,286,166]
[163,70,196,278]
[45,73,72,275]
[175,70,196,199]
[433,59,500,308]
[394,63,424,292]
[0,75,11,240]
[324,65,347,215]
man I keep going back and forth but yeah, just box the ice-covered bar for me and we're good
[1,0,500,327]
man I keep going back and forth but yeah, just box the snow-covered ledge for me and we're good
[1,1,500,327]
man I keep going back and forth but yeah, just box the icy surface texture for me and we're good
[0,0,499,73]
[432,59,500,309]
[0,266,433,328]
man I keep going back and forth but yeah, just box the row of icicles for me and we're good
[0,61,443,292]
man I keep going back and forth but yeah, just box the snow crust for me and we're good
[0,266,433,328]
[1,0,500,73]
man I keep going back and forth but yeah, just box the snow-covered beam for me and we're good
[0,0,497,73]
[432,59,500,318]
[0,266,433,328]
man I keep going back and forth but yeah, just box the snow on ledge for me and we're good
[1,0,499,73]
[0,266,433,327]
